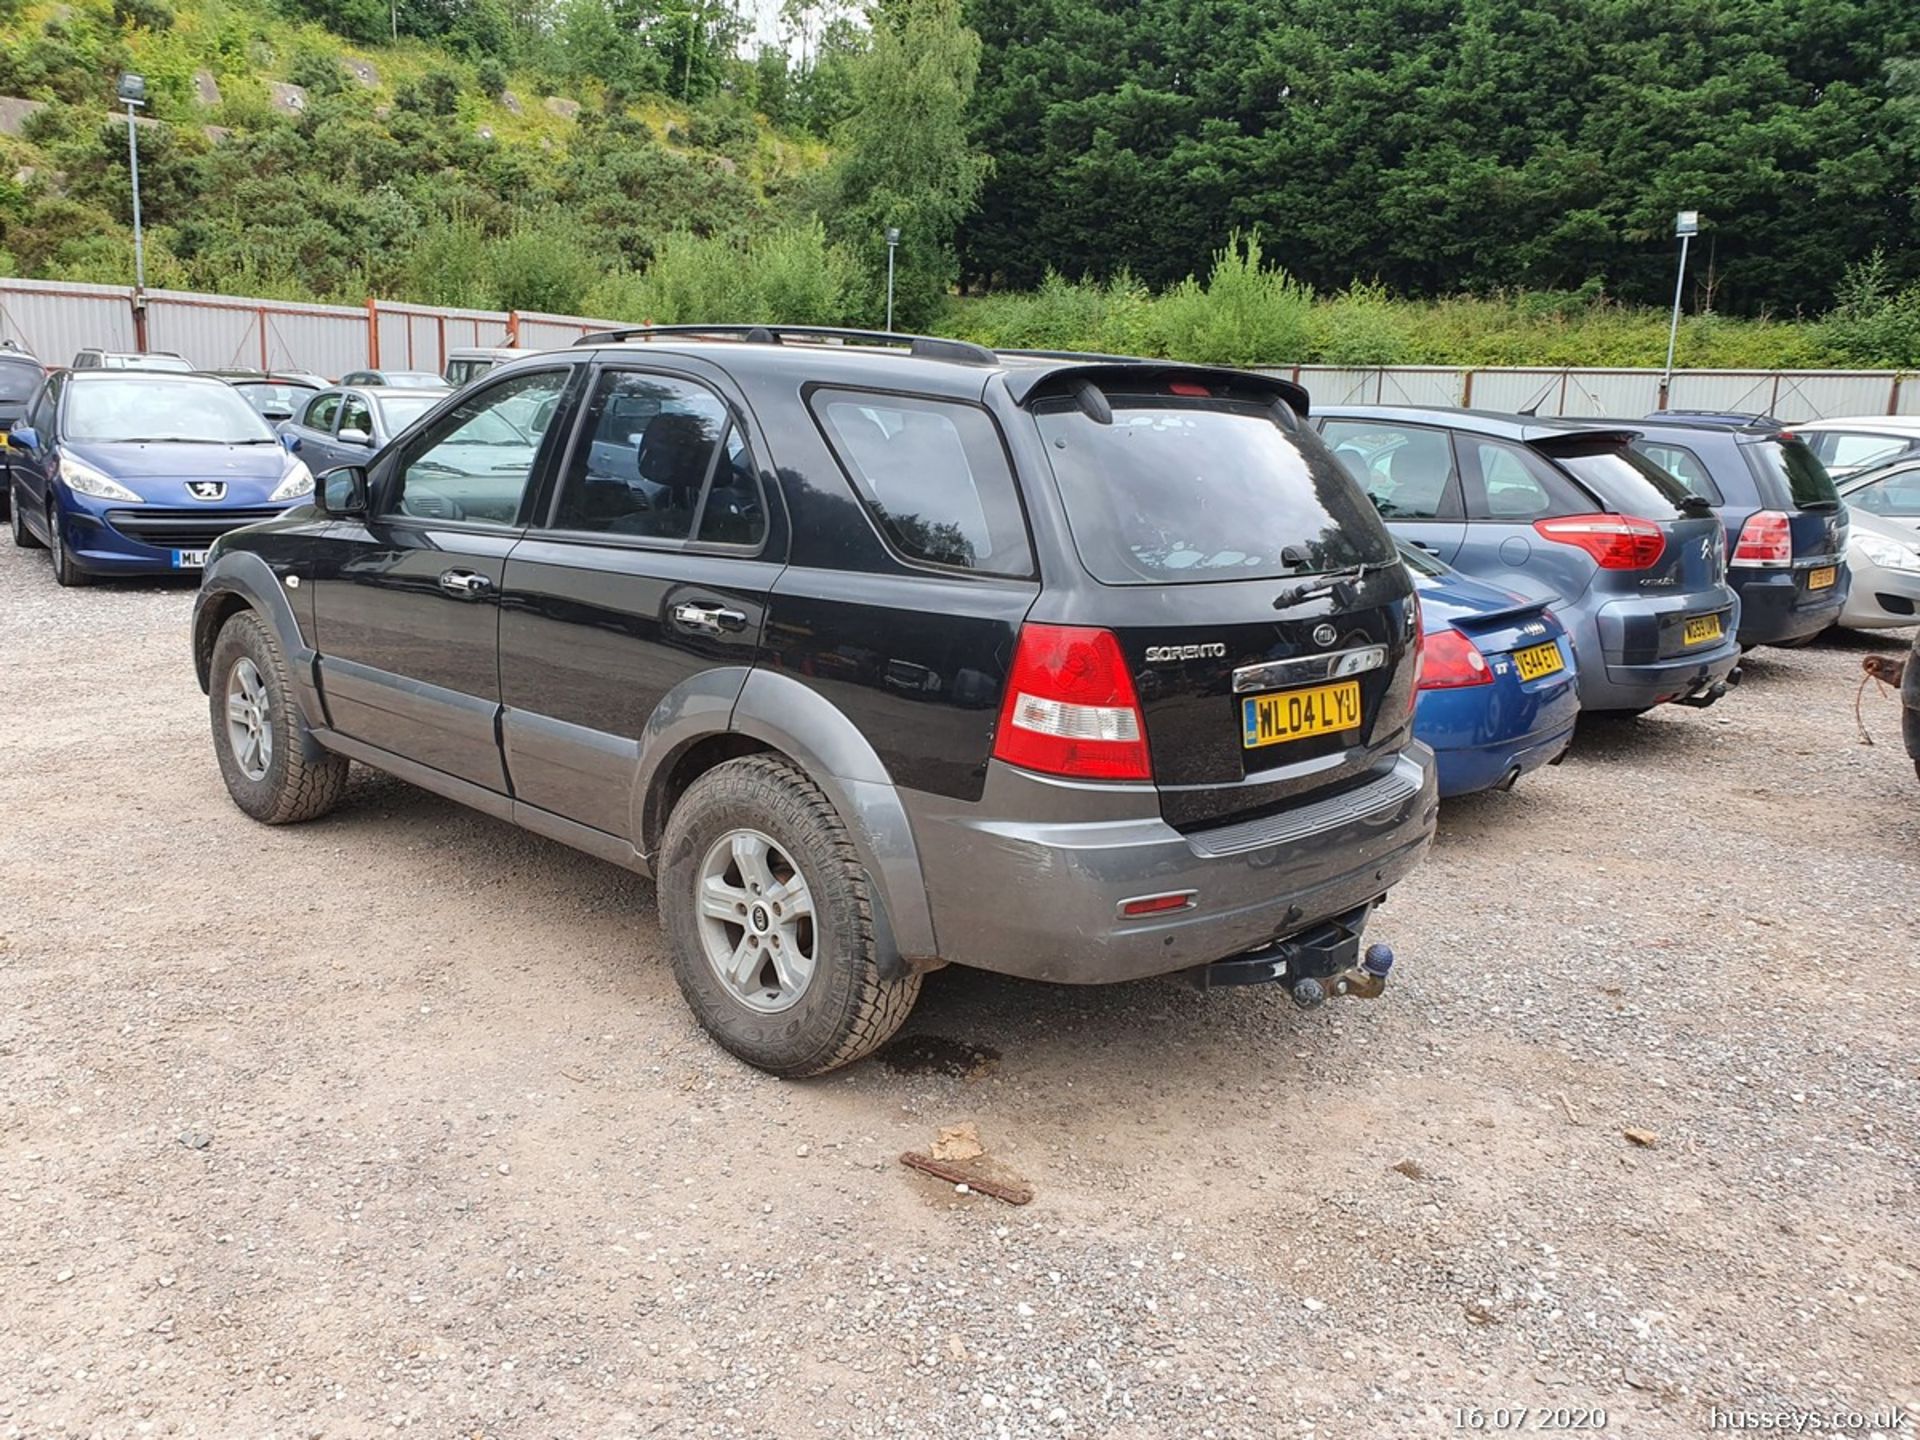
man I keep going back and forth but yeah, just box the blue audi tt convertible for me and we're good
[1404,543,1582,797]
[7,371,313,587]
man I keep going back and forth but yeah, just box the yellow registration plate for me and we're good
[1512,641,1565,681]
[1807,565,1837,590]
[1242,680,1362,749]
[1682,614,1724,646]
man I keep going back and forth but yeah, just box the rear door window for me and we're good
[1632,440,1723,503]
[1038,399,1393,584]
[1460,438,1592,521]
[1746,436,1840,510]
[1320,419,1461,519]
[812,390,1031,576]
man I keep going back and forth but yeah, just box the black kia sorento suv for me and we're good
[191,326,1438,1074]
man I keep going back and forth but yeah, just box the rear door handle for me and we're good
[672,601,748,633]
[439,569,493,598]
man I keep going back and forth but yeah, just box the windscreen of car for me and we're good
[0,363,41,401]
[105,354,194,373]
[1748,435,1841,510]
[64,379,278,443]
[1035,398,1396,584]
[1545,442,1692,517]
[385,372,448,388]
[375,394,441,433]
[1842,463,1920,518]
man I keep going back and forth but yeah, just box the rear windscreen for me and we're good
[1549,443,1693,517]
[1749,436,1841,510]
[0,364,39,402]
[1034,398,1396,584]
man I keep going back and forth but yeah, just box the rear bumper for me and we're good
[906,749,1439,984]
[1569,590,1743,711]
[1432,720,1575,797]
[1733,565,1849,646]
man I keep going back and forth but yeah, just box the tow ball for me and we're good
[1290,943,1395,1009]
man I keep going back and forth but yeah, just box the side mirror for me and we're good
[280,433,301,452]
[316,465,369,518]
[338,427,372,447]
[9,423,38,452]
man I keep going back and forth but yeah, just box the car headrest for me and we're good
[637,413,716,492]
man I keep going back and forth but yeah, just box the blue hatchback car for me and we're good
[7,371,314,587]
[1403,544,1581,797]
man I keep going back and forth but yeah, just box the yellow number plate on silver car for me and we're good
[1242,681,1362,749]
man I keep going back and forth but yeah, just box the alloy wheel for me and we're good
[694,827,817,1013]
[226,655,274,782]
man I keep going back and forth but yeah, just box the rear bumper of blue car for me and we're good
[1415,657,1580,799]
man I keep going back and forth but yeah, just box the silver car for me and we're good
[277,384,449,475]
[1836,458,1920,630]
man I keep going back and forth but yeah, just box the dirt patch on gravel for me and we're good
[1,542,1915,1438]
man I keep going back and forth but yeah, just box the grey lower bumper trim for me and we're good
[1187,767,1423,858]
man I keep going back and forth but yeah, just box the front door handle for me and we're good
[672,601,748,633]
[1409,540,1439,552]
[439,569,493,598]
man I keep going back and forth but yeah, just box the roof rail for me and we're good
[573,323,997,366]
[996,347,1149,364]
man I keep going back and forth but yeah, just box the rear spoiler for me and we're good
[1003,362,1311,418]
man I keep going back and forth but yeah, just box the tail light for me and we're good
[993,624,1152,781]
[1418,629,1494,690]
[1405,594,1425,714]
[1732,510,1792,567]
[1533,515,1666,569]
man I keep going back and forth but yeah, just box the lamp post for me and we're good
[117,73,147,296]
[884,227,900,333]
[1659,209,1699,412]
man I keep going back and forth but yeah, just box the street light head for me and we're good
[885,228,901,245]
[1675,210,1700,237]
[116,72,147,105]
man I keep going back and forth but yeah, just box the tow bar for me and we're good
[1189,903,1396,1006]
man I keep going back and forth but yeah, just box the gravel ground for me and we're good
[1,535,1916,1440]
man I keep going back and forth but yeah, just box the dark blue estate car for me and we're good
[7,371,314,586]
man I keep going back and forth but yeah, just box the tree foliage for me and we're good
[961,0,1920,314]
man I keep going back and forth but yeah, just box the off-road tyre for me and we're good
[659,754,922,1077]
[209,609,349,824]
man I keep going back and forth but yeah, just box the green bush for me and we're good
[487,212,601,314]
[112,0,174,30]
[1147,234,1315,367]
[634,221,861,326]
[475,57,507,99]
[286,43,346,96]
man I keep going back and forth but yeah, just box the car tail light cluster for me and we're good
[1732,510,1792,567]
[1405,594,1425,714]
[1418,629,1493,690]
[993,624,1152,781]
[1532,515,1666,569]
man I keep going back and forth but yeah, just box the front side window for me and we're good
[387,368,569,526]
[63,379,276,444]
[1321,420,1457,520]
[550,370,763,546]
[304,393,342,431]
[814,390,1031,575]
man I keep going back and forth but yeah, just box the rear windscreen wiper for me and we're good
[1273,564,1372,611]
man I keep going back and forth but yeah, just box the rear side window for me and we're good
[1460,437,1590,521]
[1747,436,1841,510]
[1038,399,1395,583]
[812,390,1031,576]
[1632,440,1723,503]
[1321,419,1458,519]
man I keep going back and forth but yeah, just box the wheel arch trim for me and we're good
[191,551,322,725]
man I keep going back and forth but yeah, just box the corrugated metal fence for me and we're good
[1,278,1915,418]
[0,278,618,379]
